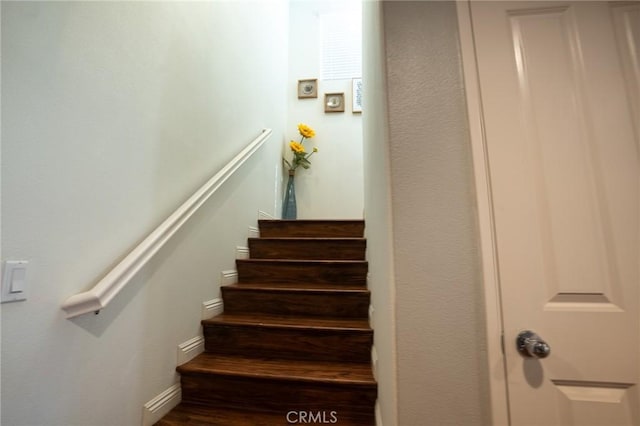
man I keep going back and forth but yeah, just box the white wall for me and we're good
[1,2,288,425]
[0,4,3,421]
[364,1,491,425]
[286,0,364,219]
[362,2,398,426]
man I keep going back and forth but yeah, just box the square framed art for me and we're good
[297,79,318,99]
[324,92,345,113]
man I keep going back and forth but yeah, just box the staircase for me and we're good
[156,220,377,426]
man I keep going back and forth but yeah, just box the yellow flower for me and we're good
[289,141,305,153]
[298,123,316,139]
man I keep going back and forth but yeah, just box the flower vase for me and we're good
[282,170,297,220]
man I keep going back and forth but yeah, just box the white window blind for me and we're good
[320,10,362,80]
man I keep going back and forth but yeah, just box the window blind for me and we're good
[320,11,362,80]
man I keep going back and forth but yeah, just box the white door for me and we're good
[467,1,639,425]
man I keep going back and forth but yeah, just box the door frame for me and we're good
[456,1,510,424]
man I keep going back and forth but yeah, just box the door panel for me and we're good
[469,2,639,424]
[611,3,640,147]
[553,381,638,426]
[508,5,624,310]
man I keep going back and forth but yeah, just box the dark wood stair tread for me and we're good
[238,259,368,265]
[221,284,370,321]
[203,313,371,331]
[260,219,364,223]
[178,353,376,385]
[229,281,367,290]
[156,403,374,426]
[258,220,365,238]
[232,280,368,289]
[251,237,366,241]
[236,259,368,285]
[258,219,364,226]
[224,282,370,293]
[248,237,366,260]
[155,404,286,426]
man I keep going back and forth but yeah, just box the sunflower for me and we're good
[297,123,316,139]
[289,141,305,154]
[283,124,318,172]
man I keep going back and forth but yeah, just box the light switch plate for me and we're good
[2,260,28,303]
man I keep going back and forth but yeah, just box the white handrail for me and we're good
[62,129,273,319]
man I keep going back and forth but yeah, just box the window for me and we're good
[320,8,362,80]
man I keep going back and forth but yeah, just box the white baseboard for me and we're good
[248,226,260,238]
[142,383,181,426]
[220,269,238,286]
[202,298,224,320]
[371,345,379,381]
[177,336,205,365]
[369,304,375,328]
[258,210,275,220]
[236,246,250,259]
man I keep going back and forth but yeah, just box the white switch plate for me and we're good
[2,260,28,303]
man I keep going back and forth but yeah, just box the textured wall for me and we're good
[382,1,490,424]
[1,2,288,425]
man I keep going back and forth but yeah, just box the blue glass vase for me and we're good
[282,170,297,220]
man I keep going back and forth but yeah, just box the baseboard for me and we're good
[236,246,250,259]
[371,345,379,381]
[371,307,381,426]
[258,210,275,220]
[177,336,205,365]
[248,226,260,238]
[220,269,238,286]
[202,298,224,320]
[142,383,181,426]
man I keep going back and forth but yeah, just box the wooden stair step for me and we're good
[204,313,371,329]
[155,403,287,426]
[221,283,370,318]
[258,219,365,238]
[202,314,373,363]
[178,353,376,385]
[177,354,376,421]
[231,281,368,290]
[155,403,375,426]
[248,237,366,260]
[232,280,368,289]
[236,259,368,285]
[156,403,375,426]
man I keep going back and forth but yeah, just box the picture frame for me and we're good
[324,92,345,113]
[352,78,362,113]
[297,79,318,99]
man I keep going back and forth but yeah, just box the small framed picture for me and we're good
[352,78,362,113]
[297,79,318,99]
[324,92,345,113]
